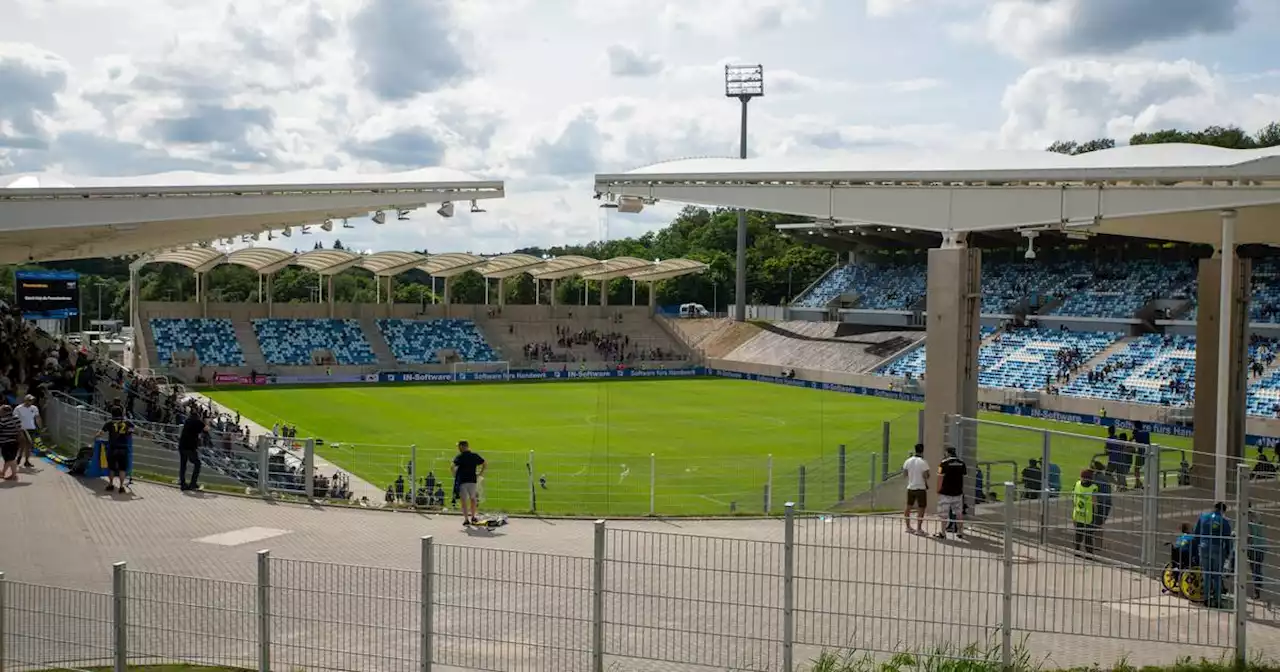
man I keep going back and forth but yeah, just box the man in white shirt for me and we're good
[903,443,930,534]
[13,395,41,468]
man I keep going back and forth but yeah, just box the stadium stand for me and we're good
[377,318,499,364]
[724,321,924,373]
[253,319,378,366]
[794,263,924,310]
[878,326,996,380]
[485,310,689,366]
[1061,334,1196,405]
[1047,260,1197,318]
[150,318,247,367]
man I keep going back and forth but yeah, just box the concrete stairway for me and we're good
[359,317,399,368]
[1059,336,1131,389]
[232,319,267,370]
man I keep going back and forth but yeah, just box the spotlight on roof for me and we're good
[436,201,455,218]
[616,196,644,214]
[469,199,486,214]
[301,225,313,235]
[397,209,411,221]
[267,231,275,241]
[371,210,386,225]
[321,219,334,233]
[252,232,260,242]
[342,218,354,229]
[1022,230,1038,260]
[281,227,292,238]
[600,202,619,209]
[241,234,252,243]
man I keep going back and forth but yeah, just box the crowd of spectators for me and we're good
[520,324,689,366]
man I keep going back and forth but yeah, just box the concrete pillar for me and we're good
[498,277,505,306]
[600,278,609,306]
[443,277,452,318]
[550,279,557,306]
[648,281,657,315]
[1192,254,1250,496]
[922,240,981,471]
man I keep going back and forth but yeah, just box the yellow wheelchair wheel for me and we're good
[1179,567,1205,603]
[1161,563,1180,593]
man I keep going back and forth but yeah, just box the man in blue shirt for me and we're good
[1193,502,1234,609]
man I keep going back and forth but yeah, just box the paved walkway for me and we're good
[194,391,386,503]
[1,463,1276,672]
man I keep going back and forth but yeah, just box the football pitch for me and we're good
[206,378,1192,516]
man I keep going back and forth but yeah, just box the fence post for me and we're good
[256,434,270,498]
[1038,431,1051,545]
[836,445,847,501]
[1001,482,1015,670]
[112,562,127,672]
[881,432,890,483]
[0,571,7,672]
[797,466,806,511]
[765,454,773,514]
[304,438,315,500]
[649,453,656,516]
[421,536,434,672]
[528,450,537,513]
[591,520,605,672]
[783,502,795,672]
[1234,465,1249,667]
[257,550,271,672]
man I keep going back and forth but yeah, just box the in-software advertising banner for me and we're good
[15,270,80,320]
[378,367,706,384]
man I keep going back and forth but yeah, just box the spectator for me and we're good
[178,407,208,491]
[0,403,21,481]
[1251,449,1277,481]
[1021,459,1042,499]
[94,408,134,493]
[14,394,40,469]
[1247,507,1266,601]
[1193,501,1233,609]
[934,447,966,540]
[453,439,486,526]
[902,443,929,534]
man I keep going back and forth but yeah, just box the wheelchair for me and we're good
[1162,550,1234,604]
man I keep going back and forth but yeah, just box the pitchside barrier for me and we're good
[5,479,1278,672]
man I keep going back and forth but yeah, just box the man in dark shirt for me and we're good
[452,440,486,526]
[1021,459,1043,500]
[935,447,968,539]
[178,408,208,491]
[1132,422,1151,487]
[94,408,134,493]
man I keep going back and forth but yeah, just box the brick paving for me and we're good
[1,462,1276,671]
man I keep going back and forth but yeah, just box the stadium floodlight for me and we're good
[437,201,455,218]
[1022,230,1038,260]
[725,63,764,99]
[725,64,763,325]
[397,208,411,221]
[616,196,644,214]
[469,199,486,213]
[301,225,312,234]
[281,226,292,238]
[371,210,387,225]
[321,218,334,232]
[342,218,354,229]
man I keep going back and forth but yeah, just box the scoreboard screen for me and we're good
[15,270,80,319]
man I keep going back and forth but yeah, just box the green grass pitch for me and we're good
[206,378,1194,516]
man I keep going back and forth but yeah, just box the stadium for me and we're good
[4,118,1280,672]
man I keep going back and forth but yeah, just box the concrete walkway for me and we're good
[192,391,386,504]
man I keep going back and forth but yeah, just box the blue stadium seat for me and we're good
[794,264,924,310]
[253,319,377,365]
[150,318,246,366]
[878,327,996,380]
[377,319,499,364]
[1061,334,1196,406]
[1048,260,1197,319]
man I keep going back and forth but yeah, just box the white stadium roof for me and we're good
[140,247,707,282]
[0,168,504,264]
[594,143,1280,246]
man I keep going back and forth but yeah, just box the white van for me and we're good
[679,303,711,318]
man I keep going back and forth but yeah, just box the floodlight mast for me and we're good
[725,64,763,322]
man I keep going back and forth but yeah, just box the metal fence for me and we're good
[5,479,1276,672]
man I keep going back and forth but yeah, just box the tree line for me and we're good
[3,120,1276,323]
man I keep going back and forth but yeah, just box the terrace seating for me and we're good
[794,264,925,310]
[977,328,1120,390]
[150,318,246,366]
[877,326,996,379]
[252,319,377,365]
[979,262,1078,314]
[377,319,499,364]
[1048,260,1197,318]
[1061,334,1195,406]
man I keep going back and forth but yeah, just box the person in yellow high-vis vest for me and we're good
[1072,470,1100,557]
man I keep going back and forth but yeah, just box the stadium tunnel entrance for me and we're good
[594,144,1280,501]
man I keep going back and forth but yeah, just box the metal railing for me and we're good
[4,468,1275,672]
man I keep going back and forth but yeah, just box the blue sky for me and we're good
[2,0,1278,255]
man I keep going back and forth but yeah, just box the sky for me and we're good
[2,0,1280,256]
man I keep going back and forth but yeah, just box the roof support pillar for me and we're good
[600,279,608,307]
[498,277,505,307]
[1194,211,1249,502]
[328,276,335,319]
[648,280,657,315]
[443,277,451,318]
[550,279,557,307]
[922,241,980,476]
[266,273,275,319]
